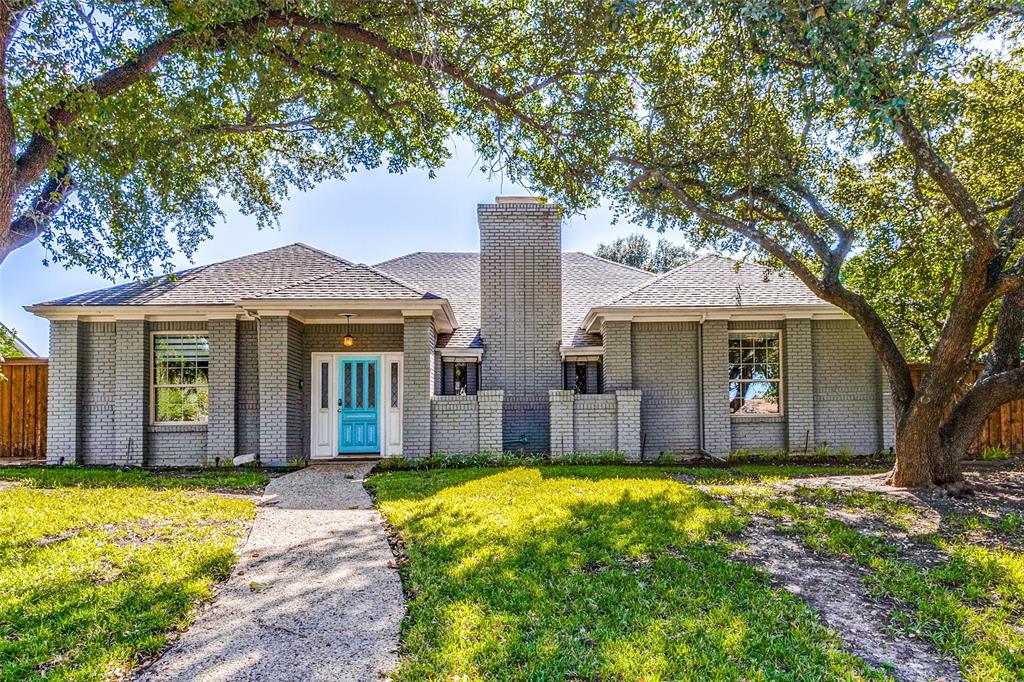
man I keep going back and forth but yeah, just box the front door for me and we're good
[338,357,380,453]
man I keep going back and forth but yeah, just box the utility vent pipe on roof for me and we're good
[494,195,545,205]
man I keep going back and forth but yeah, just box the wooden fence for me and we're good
[0,358,48,460]
[909,364,1024,456]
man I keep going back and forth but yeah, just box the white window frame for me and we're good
[727,329,784,418]
[150,331,210,426]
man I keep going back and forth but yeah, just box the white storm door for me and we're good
[311,353,337,458]
[380,353,403,456]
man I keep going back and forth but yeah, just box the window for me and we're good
[453,362,468,395]
[728,331,781,416]
[152,334,209,423]
[441,360,478,395]
[574,363,588,394]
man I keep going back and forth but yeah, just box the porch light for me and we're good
[342,314,355,347]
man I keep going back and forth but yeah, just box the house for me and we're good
[26,197,895,466]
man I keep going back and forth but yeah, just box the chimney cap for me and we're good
[495,195,545,205]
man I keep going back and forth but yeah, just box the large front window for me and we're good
[728,331,781,416]
[152,334,209,423]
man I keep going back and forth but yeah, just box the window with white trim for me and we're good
[152,334,209,423]
[728,331,781,416]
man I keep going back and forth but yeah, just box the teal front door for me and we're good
[338,357,380,454]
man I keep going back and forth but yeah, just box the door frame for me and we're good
[309,352,403,459]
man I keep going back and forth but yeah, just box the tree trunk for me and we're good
[889,404,965,488]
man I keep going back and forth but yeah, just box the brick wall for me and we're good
[286,317,305,458]
[403,315,436,457]
[430,395,479,454]
[632,322,700,457]
[258,315,290,465]
[812,319,883,454]
[79,322,116,464]
[573,394,617,453]
[549,389,575,455]
[479,201,562,452]
[236,320,260,456]
[46,319,79,464]
[783,319,814,452]
[477,390,504,453]
[730,419,786,451]
[602,320,633,392]
[207,319,236,462]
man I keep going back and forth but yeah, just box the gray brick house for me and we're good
[27,197,894,466]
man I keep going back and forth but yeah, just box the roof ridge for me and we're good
[600,253,741,306]
[568,251,657,275]
[252,266,350,299]
[352,262,437,298]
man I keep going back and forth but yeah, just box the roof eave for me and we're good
[581,303,849,334]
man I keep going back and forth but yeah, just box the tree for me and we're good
[592,0,1024,488]
[596,233,693,272]
[0,1,627,276]
[0,325,22,361]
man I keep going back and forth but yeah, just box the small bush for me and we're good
[980,446,1010,461]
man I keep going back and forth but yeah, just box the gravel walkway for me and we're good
[137,464,404,682]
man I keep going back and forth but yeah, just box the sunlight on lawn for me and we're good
[0,481,254,681]
[370,466,881,681]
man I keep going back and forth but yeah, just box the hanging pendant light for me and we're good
[342,314,355,347]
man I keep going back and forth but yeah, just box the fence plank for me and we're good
[0,359,48,460]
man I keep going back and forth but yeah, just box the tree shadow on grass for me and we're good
[374,467,884,681]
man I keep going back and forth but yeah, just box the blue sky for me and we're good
[1,140,689,353]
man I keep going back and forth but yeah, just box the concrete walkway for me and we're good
[137,464,404,682]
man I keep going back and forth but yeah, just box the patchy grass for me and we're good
[370,465,884,681]
[0,471,256,680]
[0,466,268,491]
[717,484,1024,680]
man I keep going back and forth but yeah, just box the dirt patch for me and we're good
[733,520,962,682]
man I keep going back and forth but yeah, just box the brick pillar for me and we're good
[700,320,731,456]
[208,318,237,464]
[113,319,146,466]
[549,389,575,457]
[403,314,436,457]
[477,390,504,453]
[616,389,642,462]
[46,319,80,465]
[879,364,896,453]
[784,319,815,453]
[602,319,633,392]
[258,315,289,465]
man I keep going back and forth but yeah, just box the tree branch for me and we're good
[2,169,74,259]
[939,365,1024,457]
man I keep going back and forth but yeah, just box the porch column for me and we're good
[207,317,237,464]
[114,319,146,466]
[403,313,436,458]
[258,315,290,465]
[46,319,79,465]
[549,389,575,457]
[785,318,815,453]
[602,319,633,392]
[700,320,731,456]
[616,390,642,462]
[477,390,504,453]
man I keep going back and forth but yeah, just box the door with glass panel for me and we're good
[338,356,380,453]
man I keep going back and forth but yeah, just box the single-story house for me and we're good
[27,197,895,466]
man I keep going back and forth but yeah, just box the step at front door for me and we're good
[338,357,380,454]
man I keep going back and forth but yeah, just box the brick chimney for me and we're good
[478,197,562,451]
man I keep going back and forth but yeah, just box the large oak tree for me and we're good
[600,0,1024,487]
[0,0,623,275]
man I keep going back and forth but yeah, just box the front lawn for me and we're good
[0,468,259,680]
[370,463,1022,681]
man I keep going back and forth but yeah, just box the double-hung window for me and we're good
[728,331,782,416]
[152,334,210,423]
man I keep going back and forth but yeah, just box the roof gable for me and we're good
[252,263,438,301]
[607,254,828,308]
[38,244,352,306]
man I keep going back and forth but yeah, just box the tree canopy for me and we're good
[595,233,693,272]
[0,0,628,275]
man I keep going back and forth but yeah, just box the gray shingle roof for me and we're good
[253,263,439,301]
[606,254,829,308]
[375,251,655,348]
[37,244,352,306]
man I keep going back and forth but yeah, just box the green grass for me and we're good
[370,465,884,681]
[716,485,1024,680]
[0,471,256,680]
[0,466,268,491]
